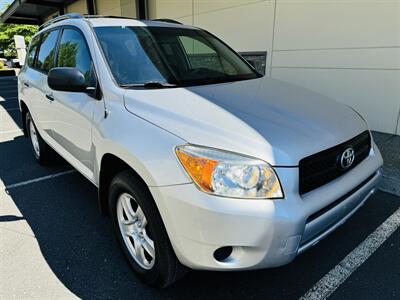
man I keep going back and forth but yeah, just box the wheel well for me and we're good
[20,101,28,137]
[98,153,150,216]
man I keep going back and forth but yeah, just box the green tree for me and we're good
[0,23,38,58]
[57,41,78,67]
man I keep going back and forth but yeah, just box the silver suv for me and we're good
[18,14,383,287]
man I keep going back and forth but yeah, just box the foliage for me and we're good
[57,41,78,67]
[0,23,38,58]
[0,60,4,69]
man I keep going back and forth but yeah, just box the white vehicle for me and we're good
[18,14,383,287]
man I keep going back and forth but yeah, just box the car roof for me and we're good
[38,15,197,33]
[86,17,195,29]
[33,15,199,41]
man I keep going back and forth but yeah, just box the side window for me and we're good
[57,29,93,84]
[36,30,59,74]
[26,36,40,68]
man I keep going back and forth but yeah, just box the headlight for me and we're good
[175,145,283,199]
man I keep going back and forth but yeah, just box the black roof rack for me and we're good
[39,14,139,30]
[39,14,183,31]
[152,18,182,25]
[39,13,82,30]
[83,15,138,20]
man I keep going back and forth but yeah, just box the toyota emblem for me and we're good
[340,147,355,169]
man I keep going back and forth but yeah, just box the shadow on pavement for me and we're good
[0,135,71,185]
[5,169,399,299]
[0,76,19,112]
[0,215,25,222]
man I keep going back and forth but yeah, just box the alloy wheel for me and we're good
[29,120,40,158]
[117,192,155,269]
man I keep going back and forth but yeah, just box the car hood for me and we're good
[123,77,367,166]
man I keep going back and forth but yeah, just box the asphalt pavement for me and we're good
[1,76,399,299]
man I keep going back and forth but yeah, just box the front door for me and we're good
[50,28,97,178]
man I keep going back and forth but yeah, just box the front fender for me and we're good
[93,102,191,187]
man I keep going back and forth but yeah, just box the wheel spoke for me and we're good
[121,194,136,221]
[137,244,148,266]
[132,235,141,251]
[135,206,147,227]
[121,220,134,236]
[142,232,155,258]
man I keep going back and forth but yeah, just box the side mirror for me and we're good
[48,67,89,92]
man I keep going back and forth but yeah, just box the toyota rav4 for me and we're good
[18,14,383,287]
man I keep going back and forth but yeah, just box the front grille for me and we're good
[299,131,371,195]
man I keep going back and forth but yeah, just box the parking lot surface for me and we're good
[1,76,399,299]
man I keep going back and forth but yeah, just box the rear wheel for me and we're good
[25,112,55,165]
[109,170,186,287]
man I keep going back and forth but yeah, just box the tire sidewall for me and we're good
[26,112,41,160]
[109,173,164,285]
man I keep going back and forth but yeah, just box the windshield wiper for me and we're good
[120,81,178,89]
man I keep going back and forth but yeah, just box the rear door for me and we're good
[19,35,40,121]
[20,30,60,140]
[34,29,61,136]
[49,27,97,177]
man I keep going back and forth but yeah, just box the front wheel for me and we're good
[109,171,186,287]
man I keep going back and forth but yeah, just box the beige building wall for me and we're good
[44,0,88,22]
[59,0,136,18]
[96,0,136,17]
[271,0,400,135]
[96,0,122,16]
[65,0,88,14]
[120,0,137,18]
[149,0,400,135]
[44,0,136,28]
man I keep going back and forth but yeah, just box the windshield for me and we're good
[94,26,260,87]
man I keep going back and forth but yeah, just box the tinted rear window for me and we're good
[26,36,40,68]
[36,30,59,74]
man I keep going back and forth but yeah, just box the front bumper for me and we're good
[150,143,383,271]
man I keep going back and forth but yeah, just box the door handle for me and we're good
[46,93,54,101]
[23,82,29,87]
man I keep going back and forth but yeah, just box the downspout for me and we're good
[86,0,96,15]
[135,0,148,19]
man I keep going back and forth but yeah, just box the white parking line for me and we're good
[300,207,400,300]
[0,129,23,134]
[3,170,77,190]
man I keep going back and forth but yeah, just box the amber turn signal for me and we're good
[176,148,218,192]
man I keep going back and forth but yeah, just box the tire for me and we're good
[25,112,55,165]
[109,170,186,288]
